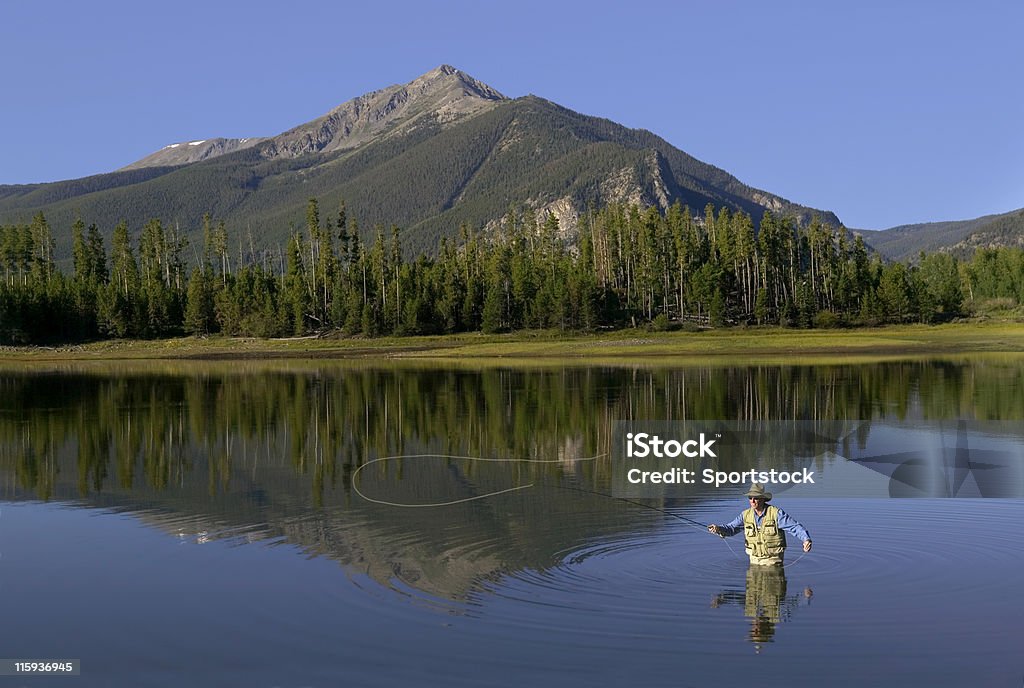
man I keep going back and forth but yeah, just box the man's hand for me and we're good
[708,524,721,536]
[803,539,813,552]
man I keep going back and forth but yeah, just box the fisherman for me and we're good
[708,483,812,565]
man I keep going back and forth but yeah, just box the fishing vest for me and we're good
[743,505,787,558]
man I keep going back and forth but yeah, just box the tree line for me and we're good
[1,200,1020,344]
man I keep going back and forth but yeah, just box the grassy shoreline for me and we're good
[2,322,1024,363]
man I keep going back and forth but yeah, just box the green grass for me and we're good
[3,322,1024,365]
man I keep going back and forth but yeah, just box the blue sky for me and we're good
[2,0,1021,229]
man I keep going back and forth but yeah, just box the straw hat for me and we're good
[745,483,772,501]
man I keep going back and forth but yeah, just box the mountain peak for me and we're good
[258,65,507,159]
[411,64,506,101]
[123,65,507,169]
[425,64,461,80]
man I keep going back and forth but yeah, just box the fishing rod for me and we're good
[553,484,717,533]
[553,483,748,561]
[556,484,816,567]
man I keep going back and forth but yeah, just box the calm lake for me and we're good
[1,357,1022,687]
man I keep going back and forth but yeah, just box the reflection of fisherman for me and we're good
[708,483,812,566]
[711,566,813,650]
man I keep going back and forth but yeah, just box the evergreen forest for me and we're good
[1,199,1021,345]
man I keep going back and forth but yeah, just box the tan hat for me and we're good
[745,483,772,501]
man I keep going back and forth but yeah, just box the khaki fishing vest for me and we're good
[743,505,787,558]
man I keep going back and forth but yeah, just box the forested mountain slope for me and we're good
[0,66,838,259]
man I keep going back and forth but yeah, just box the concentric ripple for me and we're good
[439,497,1024,661]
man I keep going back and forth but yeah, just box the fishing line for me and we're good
[350,452,603,507]
[553,484,712,530]
[554,484,747,559]
[353,453,709,531]
[350,453,816,565]
[352,453,736,546]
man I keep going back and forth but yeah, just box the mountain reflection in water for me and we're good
[0,359,1022,688]
[1,359,1023,601]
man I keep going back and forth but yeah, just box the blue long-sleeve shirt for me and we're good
[718,507,811,542]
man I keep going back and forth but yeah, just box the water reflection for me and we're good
[2,359,1024,686]
[711,566,813,650]
[0,358,1022,603]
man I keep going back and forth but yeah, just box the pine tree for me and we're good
[184,267,215,335]
[284,234,308,335]
[29,212,55,287]
[878,263,911,322]
[99,221,140,337]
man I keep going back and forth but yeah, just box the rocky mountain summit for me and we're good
[123,65,506,169]
[263,64,506,158]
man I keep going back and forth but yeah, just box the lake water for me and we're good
[0,358,1021,687]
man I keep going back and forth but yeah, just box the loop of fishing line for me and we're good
[351,452,805,566]
[351,453,604,508]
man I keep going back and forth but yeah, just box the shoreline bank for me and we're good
[3,323,1024,363]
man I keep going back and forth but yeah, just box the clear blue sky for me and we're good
[3,0,1021,230]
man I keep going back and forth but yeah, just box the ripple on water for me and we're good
[247,489,1024,676]
[427,499,1024,651]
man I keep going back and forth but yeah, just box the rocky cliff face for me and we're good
[122,65,507,169]
[261,65,506,158]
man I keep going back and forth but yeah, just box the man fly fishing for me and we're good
[708,483,812,566]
